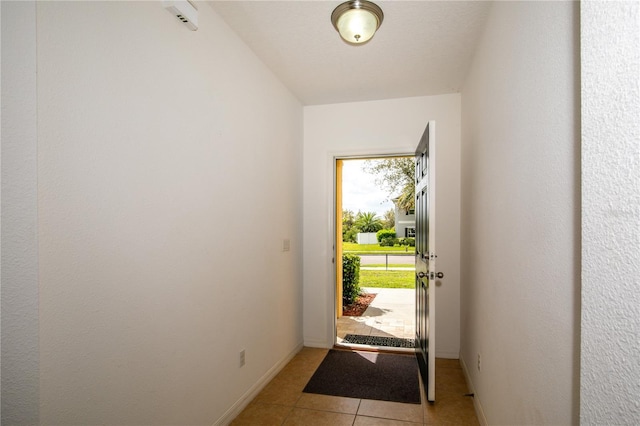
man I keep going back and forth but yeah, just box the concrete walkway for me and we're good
[358,254,414,265]
[337,287,415,346]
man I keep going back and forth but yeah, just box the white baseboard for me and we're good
[435,350,460,359]
[303,338,332,349]
[459,355,488,426]
[213,342,304,426]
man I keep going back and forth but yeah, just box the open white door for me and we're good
[415,121,440,402]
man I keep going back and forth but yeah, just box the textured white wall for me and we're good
[581,2,640,424]
[303,95,461,358]
[460,2,579,424]
[2,2,304,424]
[1,2,40,424]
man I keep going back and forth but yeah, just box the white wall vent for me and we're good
[163,0,198,31]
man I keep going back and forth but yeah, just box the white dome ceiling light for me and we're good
[331,0,384,45]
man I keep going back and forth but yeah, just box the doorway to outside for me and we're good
[335,156,416,351]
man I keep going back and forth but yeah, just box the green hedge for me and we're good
[376,229,396,243]
[342,253,361,304]
[380,237,399,247]
[400,237,415,247]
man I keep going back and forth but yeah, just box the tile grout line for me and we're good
[279,393,301,426]
[354,398,362,423]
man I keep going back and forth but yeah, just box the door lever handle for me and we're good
[418,271,444,279]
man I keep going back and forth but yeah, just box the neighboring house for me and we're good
[393,198,415,238]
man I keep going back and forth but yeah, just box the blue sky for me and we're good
[341,159,394,217]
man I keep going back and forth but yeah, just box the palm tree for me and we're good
[355,211,383,233]
[393,184,414,213]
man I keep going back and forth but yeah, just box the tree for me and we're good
[363,158,415,212]
[393,187,414,214]
[342,209,355,230]
[342,210,358,243]
[382,208,395,230]
[355,211,383,233]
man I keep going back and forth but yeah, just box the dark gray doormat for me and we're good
[343,334,415,348]
[303,349,421,404]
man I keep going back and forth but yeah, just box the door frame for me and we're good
[331,151,415,346]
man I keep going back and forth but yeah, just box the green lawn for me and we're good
[364,264,415,268]
[359,270,414,289]
[342,242,414,254]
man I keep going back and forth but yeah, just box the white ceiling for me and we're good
[209,1,492,106]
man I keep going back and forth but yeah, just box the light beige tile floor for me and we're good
[230,347,479,426]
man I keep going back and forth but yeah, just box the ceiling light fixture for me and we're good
[331,0,384,45]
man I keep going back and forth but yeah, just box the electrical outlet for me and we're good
[240,349,246,367]
[282,239,291,252]
[477,353,481,372]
